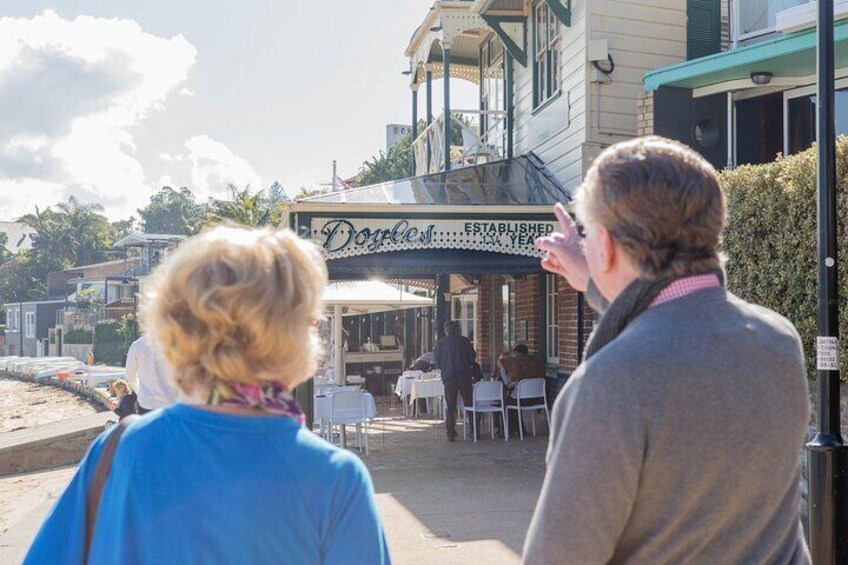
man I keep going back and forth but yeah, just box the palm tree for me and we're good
[204,185,278,227]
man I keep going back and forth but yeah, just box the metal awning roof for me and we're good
[294,154,571,211]
[644,20,848,92]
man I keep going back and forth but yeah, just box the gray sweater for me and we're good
[523,287,811,564]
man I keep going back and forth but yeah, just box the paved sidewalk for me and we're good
[363,401,547,564]
[0,466,77,564]
[0,400,549,564]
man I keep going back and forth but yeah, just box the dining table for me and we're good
[313,389,377,448]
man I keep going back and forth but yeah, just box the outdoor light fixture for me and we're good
[750,71,773,86]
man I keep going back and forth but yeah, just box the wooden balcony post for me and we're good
[506,53,514,159]
[426,70,433,172]
[411,81,419,176]
[443,44,452,172]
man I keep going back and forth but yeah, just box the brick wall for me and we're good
[475,275,505,372]
[515,275,541,358]
[556,278,596,374]
[475,274,595,378]
[636,91,654,137]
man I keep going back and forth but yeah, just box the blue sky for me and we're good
[0,1,477,219]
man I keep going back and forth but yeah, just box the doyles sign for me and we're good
[311,218,556,259]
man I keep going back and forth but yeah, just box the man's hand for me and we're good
[535,202,590,292]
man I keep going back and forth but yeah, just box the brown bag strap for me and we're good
[84,414,140,561]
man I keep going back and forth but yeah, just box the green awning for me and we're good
[644,20,848,91]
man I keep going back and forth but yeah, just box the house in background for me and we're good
[641,0,845,170]
[2,233,184,360]
[3,300,64,357]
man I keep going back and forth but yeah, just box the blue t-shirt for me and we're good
[25,404,391,564]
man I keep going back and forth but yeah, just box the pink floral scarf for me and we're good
[206,381,305,424]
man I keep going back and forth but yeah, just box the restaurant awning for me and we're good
[644,19,848,93]
[289,154,570,279]
[323,281,433,316]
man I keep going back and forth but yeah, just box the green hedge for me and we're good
[720,140,848,380]
[93,322,127,366]
[63,328,93,345]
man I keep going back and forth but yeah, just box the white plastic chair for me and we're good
[328,390,371,454]
[463,381,507,442]
[507,378,550,440]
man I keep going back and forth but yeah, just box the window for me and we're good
[787,88,848,155]
[737,0,809,40]
[502,280,516,353]
[533,2,561,108]
[452,294,477,345]
[9,308,20,331]
[545,275,559,364]
[480,35,506,153]
[25,312,35,338]
[735,93,784,165]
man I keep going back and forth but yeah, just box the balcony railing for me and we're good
[412,109,507,176]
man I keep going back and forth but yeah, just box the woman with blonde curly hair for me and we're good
[26,226,391,565]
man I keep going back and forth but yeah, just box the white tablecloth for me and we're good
[410,379,444,403]
[395,375,417,399]
[314,392,377,421]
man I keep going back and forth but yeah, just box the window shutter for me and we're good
[687,0,721,60]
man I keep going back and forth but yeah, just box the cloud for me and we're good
[185,135,262,200]
[158,152,184,163]
[0,10,197,219]
[179,87,195,97]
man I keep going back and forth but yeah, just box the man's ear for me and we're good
[598,225,615,273]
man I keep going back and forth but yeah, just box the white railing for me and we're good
[412,109,507,176]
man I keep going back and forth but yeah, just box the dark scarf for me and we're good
[583,270,725,361]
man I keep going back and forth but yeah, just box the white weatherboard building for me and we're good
[404,0,686,188]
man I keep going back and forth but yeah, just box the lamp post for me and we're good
[806,1,848,562]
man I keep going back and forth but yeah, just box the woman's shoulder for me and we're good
[291,427,371,479]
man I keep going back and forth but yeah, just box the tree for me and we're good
[295,186,318,200]
[353,114,471,187]
[354,135,412,187]
[267,181,289,207]
[55,196,114,266]
[0,232,13,266]
[138,186,204,235]
[3,197,114,304]
[203,185,279,227]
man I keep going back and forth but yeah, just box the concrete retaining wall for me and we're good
[0,412,116,476]
[0,370,115,476]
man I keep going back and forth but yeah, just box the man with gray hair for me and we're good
[525,137,810,563]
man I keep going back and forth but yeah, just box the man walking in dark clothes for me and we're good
[434,321,476,441]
